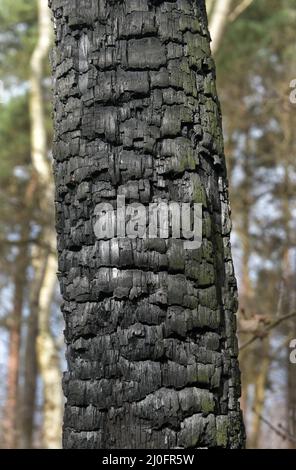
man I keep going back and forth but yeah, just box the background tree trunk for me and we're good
[29,0,62,449]
[3,223,29,448]
[35,238,62,449]
[50,0,245,449]
[21,279,38,449]
[20,176,39,449]
[250,338,270,448]
[208,0,232,54]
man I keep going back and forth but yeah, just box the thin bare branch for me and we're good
[240,311,296,351]
[252,408,296,444]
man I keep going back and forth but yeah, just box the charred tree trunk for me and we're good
[50,0,245,449]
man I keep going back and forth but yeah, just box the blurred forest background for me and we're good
[0,0,296,449]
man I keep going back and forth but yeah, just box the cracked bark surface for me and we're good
[49,0,245,449]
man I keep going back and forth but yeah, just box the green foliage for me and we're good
[0,0,44,242]
[0,0,37,83]
[0,0,52,190]
[216,0,296,82]
[0,94,31,183]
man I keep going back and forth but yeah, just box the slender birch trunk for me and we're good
[35,234,62,449]
[29,0,62,449]
[208,0,232,54]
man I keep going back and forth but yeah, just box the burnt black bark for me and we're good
[49,0,245,448]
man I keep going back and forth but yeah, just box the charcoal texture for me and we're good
[49,0,245,448]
